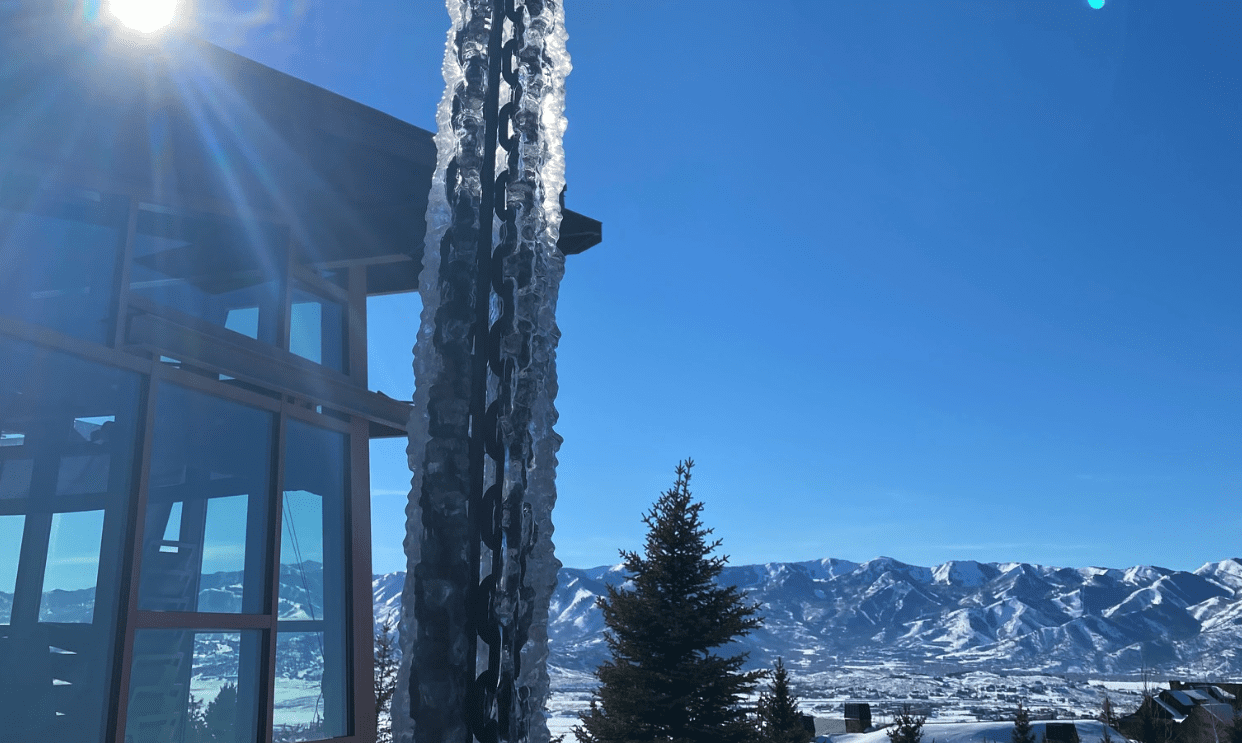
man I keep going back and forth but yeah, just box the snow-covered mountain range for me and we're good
[9,555,1237,680]
[373,556,1242,676]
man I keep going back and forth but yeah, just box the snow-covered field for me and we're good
[235,659,1157,738]
[190,675,328,728]
[544,664,1155,738]
[827,721,1127,743]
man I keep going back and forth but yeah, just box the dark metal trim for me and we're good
[261,410,288,743]
[131,611,275,630]
[109,373,160,742]
[128,309,411,430]
[109,196,140,348]
[349,417,377,741]
[0,316,152,374]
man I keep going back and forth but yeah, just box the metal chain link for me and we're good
[468,0,551,741]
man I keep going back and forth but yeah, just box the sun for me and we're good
[110,0,176,34]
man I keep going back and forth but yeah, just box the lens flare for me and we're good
[1088,0,1105,8]
[110,0,176,33]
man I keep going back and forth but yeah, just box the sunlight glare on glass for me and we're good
[110,0,176,33]
[1088,0,1105,8]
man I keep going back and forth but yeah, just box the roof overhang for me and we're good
[0,10,602,295]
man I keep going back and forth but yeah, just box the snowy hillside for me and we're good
[373,556,1242,676]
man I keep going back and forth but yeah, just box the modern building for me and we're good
[0,8,600,743]
[1119,683,1239,743]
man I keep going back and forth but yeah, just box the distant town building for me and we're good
[1045,722,1082,743]
[846,702,874,733]
[814,717,849,737]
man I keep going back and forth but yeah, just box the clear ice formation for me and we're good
[395,0,570,742]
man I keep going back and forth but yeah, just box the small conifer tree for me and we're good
[574,460,763,743]
[757,658,812,743]
[887,705,925,743]
[1012,701,1036,743]
[374,619,400,743]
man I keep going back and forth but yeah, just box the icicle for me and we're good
[397,0,571,741]
[395,0,482,740]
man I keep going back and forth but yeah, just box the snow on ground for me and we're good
[272,678,327,726]
[191,675,326,728]
[824,721,1127,743]
[1088,680,1151,692]
[544,664,1150,735]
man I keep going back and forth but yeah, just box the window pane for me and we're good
[129,203,285,345]
[276,420,349,739]
[279,490,324,619]
[0,181,126,344]
[39,509,104,623]
[0,515,22,625]
[125,629,262,743]
[290,287,346,373]
[0,454,33,498]
[139,384,273,614]
[0,336,141,743]
[273,631,344,742]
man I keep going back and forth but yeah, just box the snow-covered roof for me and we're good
[1212,686,1237,702]
[1154,697,1188,723]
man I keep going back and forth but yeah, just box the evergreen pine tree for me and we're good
[374,619,400,743]
[886,705,925,743]
[1012,701,1036,743]
[197,682,238,742]
[574,460,763,743]
[756,658,811,743]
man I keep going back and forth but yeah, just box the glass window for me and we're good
[125,629,262,743]
[129,203,285,345]
[0,336,141,743]
[289,287,347,373]
[0,180,127,345]
[39,509,105,623]
[138,383,273,614]
[274,419,349,740]
[0,515,22,625]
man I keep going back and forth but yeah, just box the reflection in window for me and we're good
[0,181,127,344]
[0,336,140,743]
[56,416,115,496]
[0,435,33,498]
[274,420,349,740]
[0,515,22,624]
[128,203,285,345]
[290,287,346,373]
[125,629,261,743]
[39,509,104,623]
[139,384,272,614]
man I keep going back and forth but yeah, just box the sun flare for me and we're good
[110,0,176,34]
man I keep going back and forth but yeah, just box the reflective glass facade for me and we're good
[0,178,128,345]
[0,12,596,742]
[0,71,396,740]
[0,337,141,743]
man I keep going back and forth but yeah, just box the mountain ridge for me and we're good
[374,555,1242,676]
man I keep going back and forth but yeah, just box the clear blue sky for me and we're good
[190,1,1239,575]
